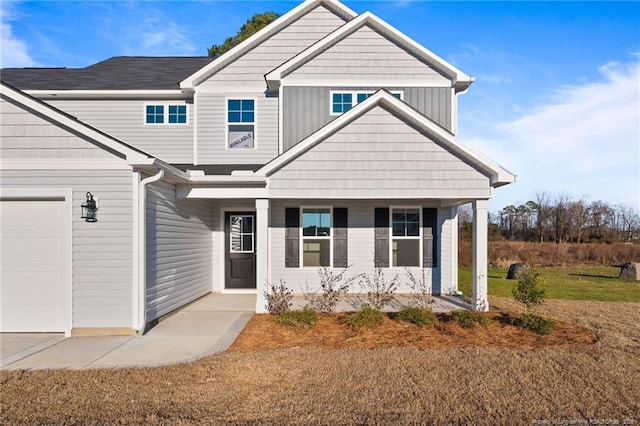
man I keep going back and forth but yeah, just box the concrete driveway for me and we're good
[1,294,255,371]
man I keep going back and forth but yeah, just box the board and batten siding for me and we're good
[282,86,451,150]
[0,98,119,160]
[270,106,491,199]
[269,200,456,294]
[196,93,278,164]
[198,5,347,89]
[0,169,134,328]
[145,179,214,321]
[283,26,451,85]
[45,99,194,163]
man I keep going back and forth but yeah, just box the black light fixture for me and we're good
[81,192,98,222]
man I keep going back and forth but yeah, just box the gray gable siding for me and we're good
[283,26,451,85]
[198,6,347,89]
[46,99,193,163]
[0,98,120,160]
[283,86,451,151]
[0,169,134,328]
[270,106,491,199]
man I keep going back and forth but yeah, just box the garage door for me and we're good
[1,197,71,333]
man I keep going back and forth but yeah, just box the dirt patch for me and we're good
[229,311,596,351]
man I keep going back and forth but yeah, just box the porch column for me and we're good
[472,199,489,311]
[255,199,270,313]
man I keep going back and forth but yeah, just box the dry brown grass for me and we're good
[2,299,639,425]
[459,240,640,267]
[229,311,595,351]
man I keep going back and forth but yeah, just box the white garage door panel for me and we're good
[1,199,69,333]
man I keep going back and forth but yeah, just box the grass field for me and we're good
[459,266,640,302]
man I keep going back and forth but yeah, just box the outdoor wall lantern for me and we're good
[81,192,98,222]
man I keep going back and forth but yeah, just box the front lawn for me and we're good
[459,266,640,302]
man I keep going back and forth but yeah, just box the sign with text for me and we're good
[229,125,254,149]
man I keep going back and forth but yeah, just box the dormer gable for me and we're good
[265,12,474,92]
[180,0,357,90]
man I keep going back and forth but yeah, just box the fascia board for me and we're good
[1,82,151,164]
[266,12,473,91]
[181,0,357,90]
[259,90,515,187]
[24,90,188,100]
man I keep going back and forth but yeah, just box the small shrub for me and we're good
[344,306,385,329]
[512,266,546,312]
[265,279,293,315]
[360,268,399,309]
[513,313,554,335]
[307,266,361,313]
[405,268,434,308]
[451,310,491,328]
[394,306,436,327]
[273,307,318,327]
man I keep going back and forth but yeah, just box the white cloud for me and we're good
[0,3,36,67]
[461,60,640,210]
[117,9,196,56]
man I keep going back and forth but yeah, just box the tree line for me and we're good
[459,193,640,243]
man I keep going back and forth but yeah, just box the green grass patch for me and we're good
[344,306,385,329]
[458,266,640,303]
[273,307,318,327]
[513,313,554,335]
[451,310,491,328]
[394,307,436,327]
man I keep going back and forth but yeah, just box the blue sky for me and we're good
[2,0,639,212]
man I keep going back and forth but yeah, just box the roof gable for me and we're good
[0,82,152,164]
[265,12,473,92]
[259,90,515,188]
[180,0,357,90]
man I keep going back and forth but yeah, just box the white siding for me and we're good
[0,169,134,328]
[46,99,194,163]
[284,26,451,85]
[145,180,213,321]
[196,93,278,164]
[269,200,454,295]
[269,106,492,199]
[199,6,347,88]
[0,98,119,160]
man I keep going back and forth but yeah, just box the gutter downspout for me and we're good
[137,169,164,334]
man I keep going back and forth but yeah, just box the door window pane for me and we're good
[230,215,254,253]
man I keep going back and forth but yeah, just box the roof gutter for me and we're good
[136,169,164,333]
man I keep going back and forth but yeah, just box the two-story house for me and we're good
[0,0,515,336]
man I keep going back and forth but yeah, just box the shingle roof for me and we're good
[0,57,215,90]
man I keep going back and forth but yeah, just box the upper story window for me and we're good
[330,91,404,116]
[145,104,187,125]
[227,99,256,149]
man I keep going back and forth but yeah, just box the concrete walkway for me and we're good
[1,294,255,371]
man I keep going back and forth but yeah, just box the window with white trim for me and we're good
[145,104,187,125]
[227,99,255,149]
[330,90,404,115]
[391,208,420,267]
[302,208,331,267]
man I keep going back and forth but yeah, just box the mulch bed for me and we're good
[229,311,596,351]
